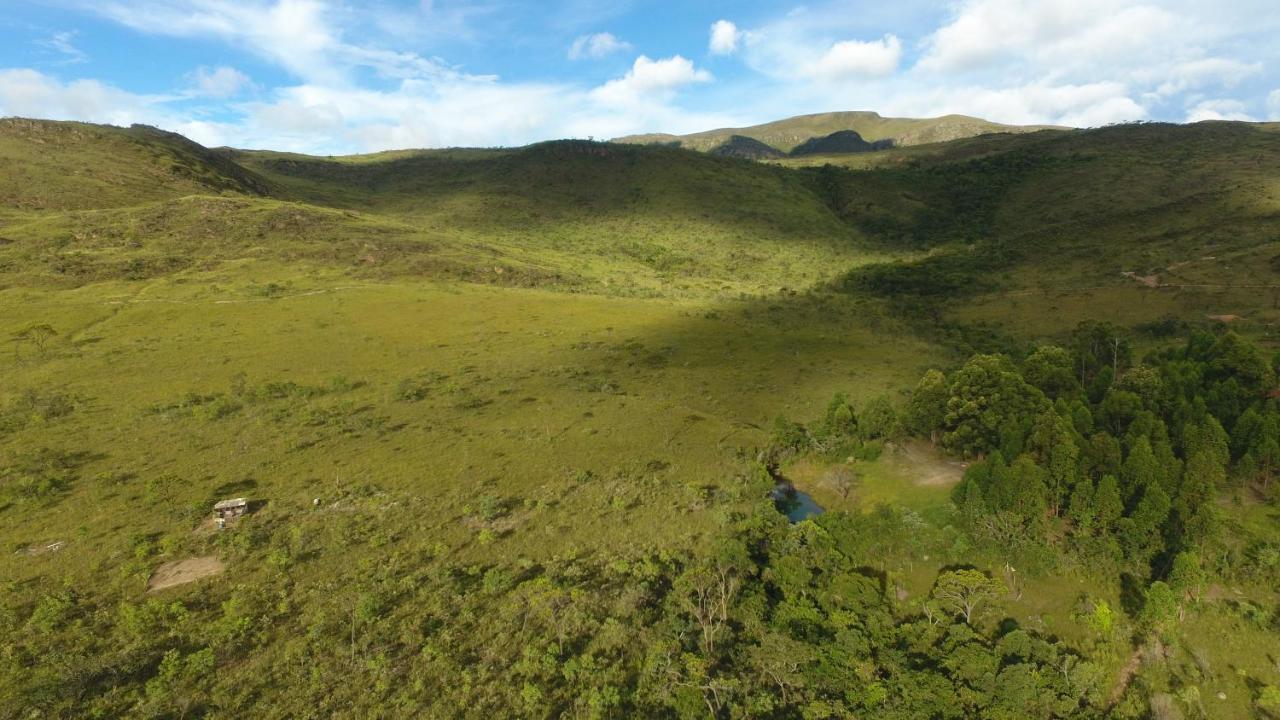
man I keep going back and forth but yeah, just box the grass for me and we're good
[781,440,961,513]
[0,267,942,583]
[2,117,1279,715]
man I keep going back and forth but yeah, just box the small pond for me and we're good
[771,484,825,523]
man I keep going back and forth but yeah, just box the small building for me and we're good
[213,498,248,526]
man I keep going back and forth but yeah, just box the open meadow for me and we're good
[1,118,1279,717]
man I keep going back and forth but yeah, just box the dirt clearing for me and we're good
[148,555,224,592]
[886,440,966,487]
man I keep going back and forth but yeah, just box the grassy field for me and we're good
[0,263,941,576]
[2,117,1279,716]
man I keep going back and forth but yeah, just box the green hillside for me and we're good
[616,110,1066,153]
[1,117,1279,718]
[0,119,270,211]
[810,121,1280,339]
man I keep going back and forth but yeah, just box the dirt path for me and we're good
[102,284,384,307]
[147,555,225,592]
[1107,645,1146,707]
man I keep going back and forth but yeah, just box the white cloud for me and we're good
[0,68,155,124]
[886,80,1146,127]
[1269,89,1280,121]
[1186,98,1254,122]
[917,0,1178,73]
[37,31,88,65]
[709,20,741,55]
[91,0,454,85]
[568,32,631,60]
[804,35,901,80]
[188,66,253,98]
[590,55,712,108]
[1151,58,1262,99]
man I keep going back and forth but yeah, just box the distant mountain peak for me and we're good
[615,110,1066,155]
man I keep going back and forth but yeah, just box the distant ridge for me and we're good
[708,135,785,160]
[790,130,893,156]
[615,110,1067,154]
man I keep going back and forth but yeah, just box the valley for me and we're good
[1,115,1278,718]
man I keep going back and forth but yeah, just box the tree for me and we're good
[1138,581,1179,638]
[1167,551,1205,611]
[1119,485,1171,567]
[858,395,899,441]
[676,560,741,657]
[943,355,1048,458]
[1230,407,1269,459]
[815,393,857,447]
[1005,455,1049,530]
[1083,432,1122,478]
[1173,452,1221,548]
[1093,475,1123,535]
[930,569,1001,624]
[1121,437,1164,502]
[1113,365,1163,406]
[1028,411,1080,515]
[823,465,855,500]
[1182,416,1229,471]
[1023,345,1079,400]
[1070,321,1131,387]
[904,369,948,443]
[1066,478,1096,534]
[1231,409,1280,491]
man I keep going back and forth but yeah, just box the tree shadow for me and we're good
[212,477,258,498]
[1119,572,1146,617]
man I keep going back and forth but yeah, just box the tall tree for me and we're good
[943,355,1048,458]
[931,570,1001,625]
[904,369,949,444]
[1029,411,1081,516]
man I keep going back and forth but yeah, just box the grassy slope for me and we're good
[615,110,1066,152]
[810,121,1280,344]
[0,119,269,211]
[1,118,1278,715]
[4,132,906,298]
[0,117,941,629]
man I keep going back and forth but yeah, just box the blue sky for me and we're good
[2,0,1278,154]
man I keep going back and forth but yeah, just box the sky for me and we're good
[1,0,1278,154]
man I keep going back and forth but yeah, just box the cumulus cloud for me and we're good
[568,32,631,60]
[0,68,152,124]
[917,0,1178,73]
[804,35,901,80]
[1186,98,1254,122]
[709,20,741,55]
[881,80,1145,127]
[1150,58,1262,99]
[188,66,253,97]
[590,55,712,108]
